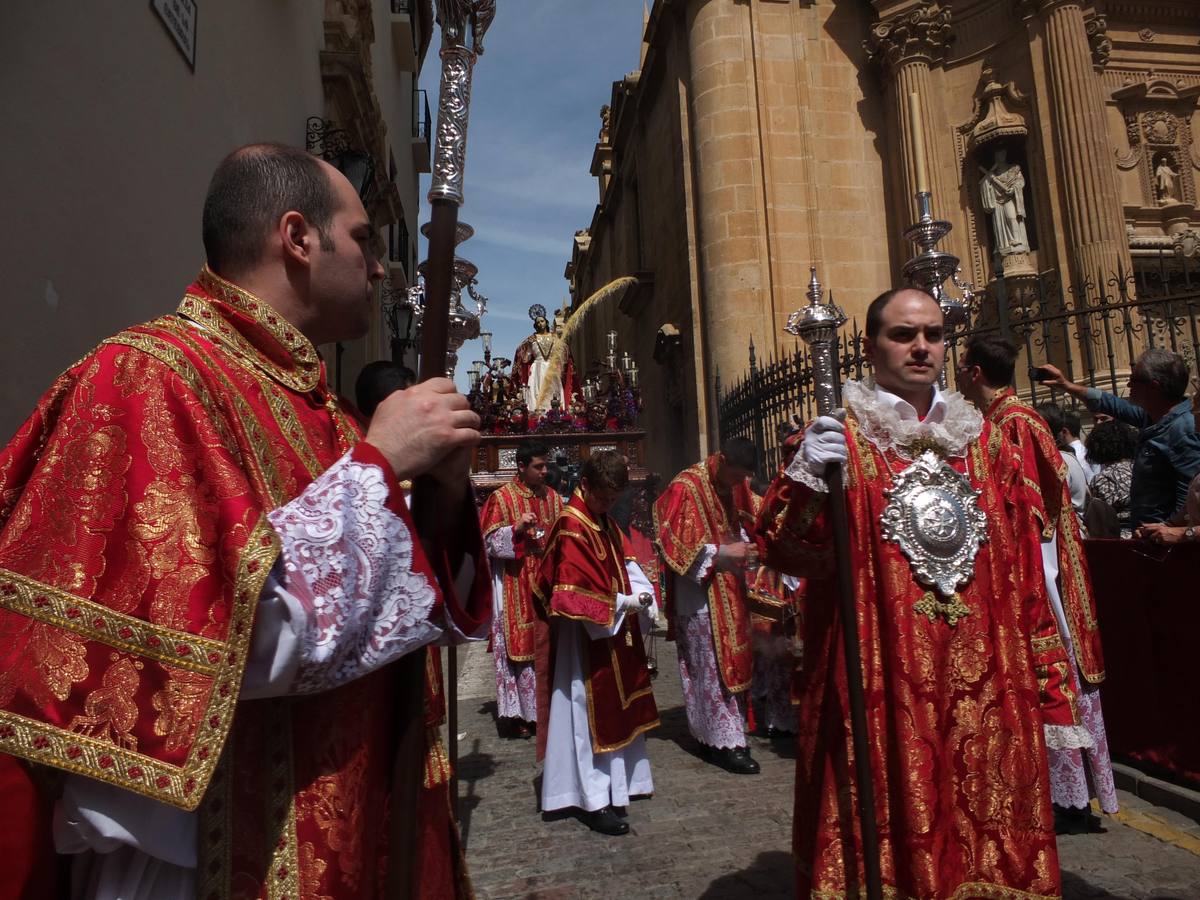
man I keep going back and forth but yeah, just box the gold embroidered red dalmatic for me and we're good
[756,413,1064,899]
[653,457,756,693]
[480,479,562,662]
[533,491,659,755]
[985,388,1105,684]
[0,269,486,899]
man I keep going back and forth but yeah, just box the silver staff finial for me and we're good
[806,266,822,307]
[785,264,846,416]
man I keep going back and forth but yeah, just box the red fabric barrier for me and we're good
[1084,539,1200,785]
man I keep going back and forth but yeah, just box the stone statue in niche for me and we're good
[1154,154,1179,204]
[978,148,1030,256]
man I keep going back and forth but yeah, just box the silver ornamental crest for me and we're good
[880,450,987,611]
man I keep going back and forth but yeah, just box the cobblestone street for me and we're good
[447,635,1200,900]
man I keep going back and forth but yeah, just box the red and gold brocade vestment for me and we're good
[533,491,659,756]
[480,479,563,663]
[984,388,1105,684]
[653,457,756,693]
[756,381,1067,899]
[0,268,488,899]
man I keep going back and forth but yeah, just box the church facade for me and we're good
[563,0,1200,479]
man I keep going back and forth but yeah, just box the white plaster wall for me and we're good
[0,0,336,437]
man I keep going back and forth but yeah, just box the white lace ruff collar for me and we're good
[843,378,982,459]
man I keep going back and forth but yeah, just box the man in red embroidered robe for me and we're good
[480,439,562,738]
[756,288,1072,899]
[533,450,660,836]
[0,145,490,900]
[654,438,762,773]
[957,333,1117,832]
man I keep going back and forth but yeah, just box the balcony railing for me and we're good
[390,0,411,14]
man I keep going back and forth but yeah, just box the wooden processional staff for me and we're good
[388,2,495,897]
[785,268,884,900]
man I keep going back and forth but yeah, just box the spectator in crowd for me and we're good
[1037,402,1090,527]
[1039,349,1200,526]
[1136,385,1200,544]
[1063,407,1101,482]
[1085,421,1139,538]
[355,359,416,417]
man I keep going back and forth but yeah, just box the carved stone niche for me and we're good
[1112,79,1200,213]
[956,63,1036,282]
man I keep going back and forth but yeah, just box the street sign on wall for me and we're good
[150,0,197,70]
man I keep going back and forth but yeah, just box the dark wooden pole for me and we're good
[386,198,463,899]
[792,272,882,900]
[826,464,883,900]
[418,200,462,813]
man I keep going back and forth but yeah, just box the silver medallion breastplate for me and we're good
[880,450,987,612]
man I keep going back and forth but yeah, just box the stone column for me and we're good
[866,5,960,267]
[684,0,771,400]
[1028,0,1132,290]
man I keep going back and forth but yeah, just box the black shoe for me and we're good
[1053,804,1102,835]
[513,721,532,739]
[582,806,629,836]
[705,745,761,775]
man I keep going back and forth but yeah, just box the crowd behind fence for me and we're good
[717,252,1200,478]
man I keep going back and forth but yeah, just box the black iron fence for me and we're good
[717,250,1200,477]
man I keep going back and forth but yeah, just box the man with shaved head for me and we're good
[0,144,489,898]
[756,288,1074,898]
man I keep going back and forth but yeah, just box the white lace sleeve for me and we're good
[684,544,718,585]
[784,453,831,494]
[485,525,518,560]
[263,449,442,695]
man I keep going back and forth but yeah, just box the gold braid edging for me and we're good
[0,520,279,811]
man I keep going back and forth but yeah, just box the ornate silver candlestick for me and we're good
[413,220,488,378]
[902,192,974,387]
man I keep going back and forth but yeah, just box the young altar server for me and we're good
[533,450,660,835]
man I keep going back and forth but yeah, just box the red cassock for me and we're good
[984,388,1105,684]
[0,269,489,899]
[532,491,659,759]
[756,410,1068,899]
[653,457,756,692]
[480,480,563,662]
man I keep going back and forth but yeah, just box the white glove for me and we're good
[800,412,847,476]
[618,592,649,613]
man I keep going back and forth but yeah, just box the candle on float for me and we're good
[908,91,930,195]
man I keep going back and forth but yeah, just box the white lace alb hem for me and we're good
[1043,723,1096,752]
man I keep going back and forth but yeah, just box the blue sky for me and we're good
[418,2,647,387]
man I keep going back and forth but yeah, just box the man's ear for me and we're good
[279,211,313,266]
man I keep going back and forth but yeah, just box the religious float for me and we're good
[465,300,652,505]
